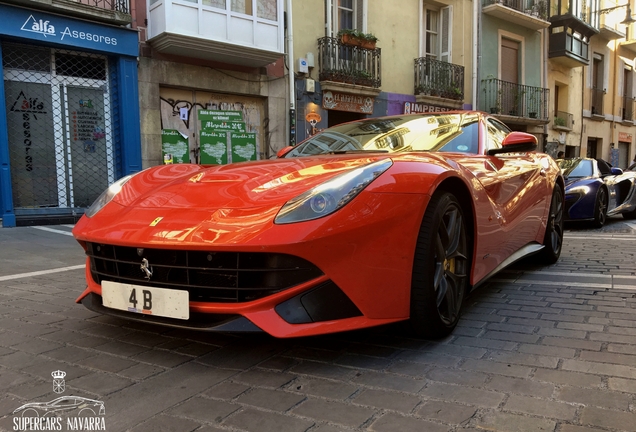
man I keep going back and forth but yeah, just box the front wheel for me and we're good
[537,185,564,264]
[410,192,469,339]
[592,187,608,228]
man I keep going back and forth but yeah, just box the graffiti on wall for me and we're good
[159,95,272,161]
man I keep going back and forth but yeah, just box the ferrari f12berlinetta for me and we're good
[72,112,564,338]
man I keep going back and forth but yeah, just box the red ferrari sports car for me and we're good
[72,111,564,338]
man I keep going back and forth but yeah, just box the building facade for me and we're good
[291,0,474,144]
[478,0,551,147]
[0,0,141,227]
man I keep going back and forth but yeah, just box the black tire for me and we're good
[592,187,608,228]
[410,192,469,338]
[537,185,564,264]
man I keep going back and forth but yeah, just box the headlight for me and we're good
[85,174,134,218]
[567,185,590,195]
[275,159,393,224]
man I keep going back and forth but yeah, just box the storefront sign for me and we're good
[618,132,632,142]
[322,91,375,114]
[0,4,139,57]
[403,102,453,114]
[161,130,189,164]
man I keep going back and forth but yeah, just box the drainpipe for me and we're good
[472,0,479,109]
[287,0,296,146]
[543,27,548,149]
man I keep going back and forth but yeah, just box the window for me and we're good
[328,0,364,35]
[591,53,604,114]
[423,4,451,62]
[211,0,277,20]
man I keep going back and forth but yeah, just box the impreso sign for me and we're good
[0,4,138,57]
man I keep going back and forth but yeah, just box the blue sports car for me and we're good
[558,158,636,227]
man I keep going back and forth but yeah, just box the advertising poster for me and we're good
[161,129,189,164]
[198,109,243,122]
[200,130,228,165]
[231,132,257,162]
[202,120,247,133]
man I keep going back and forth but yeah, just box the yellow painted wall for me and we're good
[291,0,474,101]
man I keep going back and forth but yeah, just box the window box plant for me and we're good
[337,29,379,49]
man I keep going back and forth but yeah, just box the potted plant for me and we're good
[450,86,463,100]
[554,116,566,127]
[337,29,379,49]
[355,70,374,86]
[360,33,379,49]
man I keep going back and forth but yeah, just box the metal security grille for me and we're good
[2,42,115,217]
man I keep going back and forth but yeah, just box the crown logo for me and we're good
[51,370,66,380]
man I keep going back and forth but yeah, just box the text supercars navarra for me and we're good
[13,416,106,431]
[60,27,117,45]
[13,417,62,431]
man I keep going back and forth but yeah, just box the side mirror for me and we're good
[487,132,537,156]
[610,167,624,175]
[276,146,295,158]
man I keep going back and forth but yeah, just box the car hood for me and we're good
[116,155,393,210]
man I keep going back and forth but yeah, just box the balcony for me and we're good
[622,95,634,122]
[414,57,464,108]
[317,37,381,97]
[553,110,573,131]
[2,0,131,24]
[481,78,550,123]
[148,0,284,67]
[482,0,551,30]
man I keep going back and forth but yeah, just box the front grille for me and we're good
[86,243,323,303]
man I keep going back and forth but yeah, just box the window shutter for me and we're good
[440,6,452,63]
[356,0,364,30]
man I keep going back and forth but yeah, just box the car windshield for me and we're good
[558,159,593,178]
[285,113,481,157]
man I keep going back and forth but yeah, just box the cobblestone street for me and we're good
[0,221,636,432]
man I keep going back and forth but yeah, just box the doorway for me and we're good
[2,43,113,212]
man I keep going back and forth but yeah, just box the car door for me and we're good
[466,119,550,273]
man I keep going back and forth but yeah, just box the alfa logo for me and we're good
[20,15,56,37]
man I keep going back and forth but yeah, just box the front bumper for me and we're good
[74,192,427,337]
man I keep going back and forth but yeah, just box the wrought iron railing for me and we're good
[591,88,604,115]
[622,96,634,121]
[482,0,548,20]
[76,0,129,13]
[317,37,381,88]
[554,111,573,129]
[414,57,464,101]
[481,78,549,120]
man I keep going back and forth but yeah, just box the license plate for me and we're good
[102,281,189,320]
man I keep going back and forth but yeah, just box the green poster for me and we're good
[231,132,258,162]
[198,110,243,122]
[161,129,189,164]
[201,120,246,133]
[200,131,228,165]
